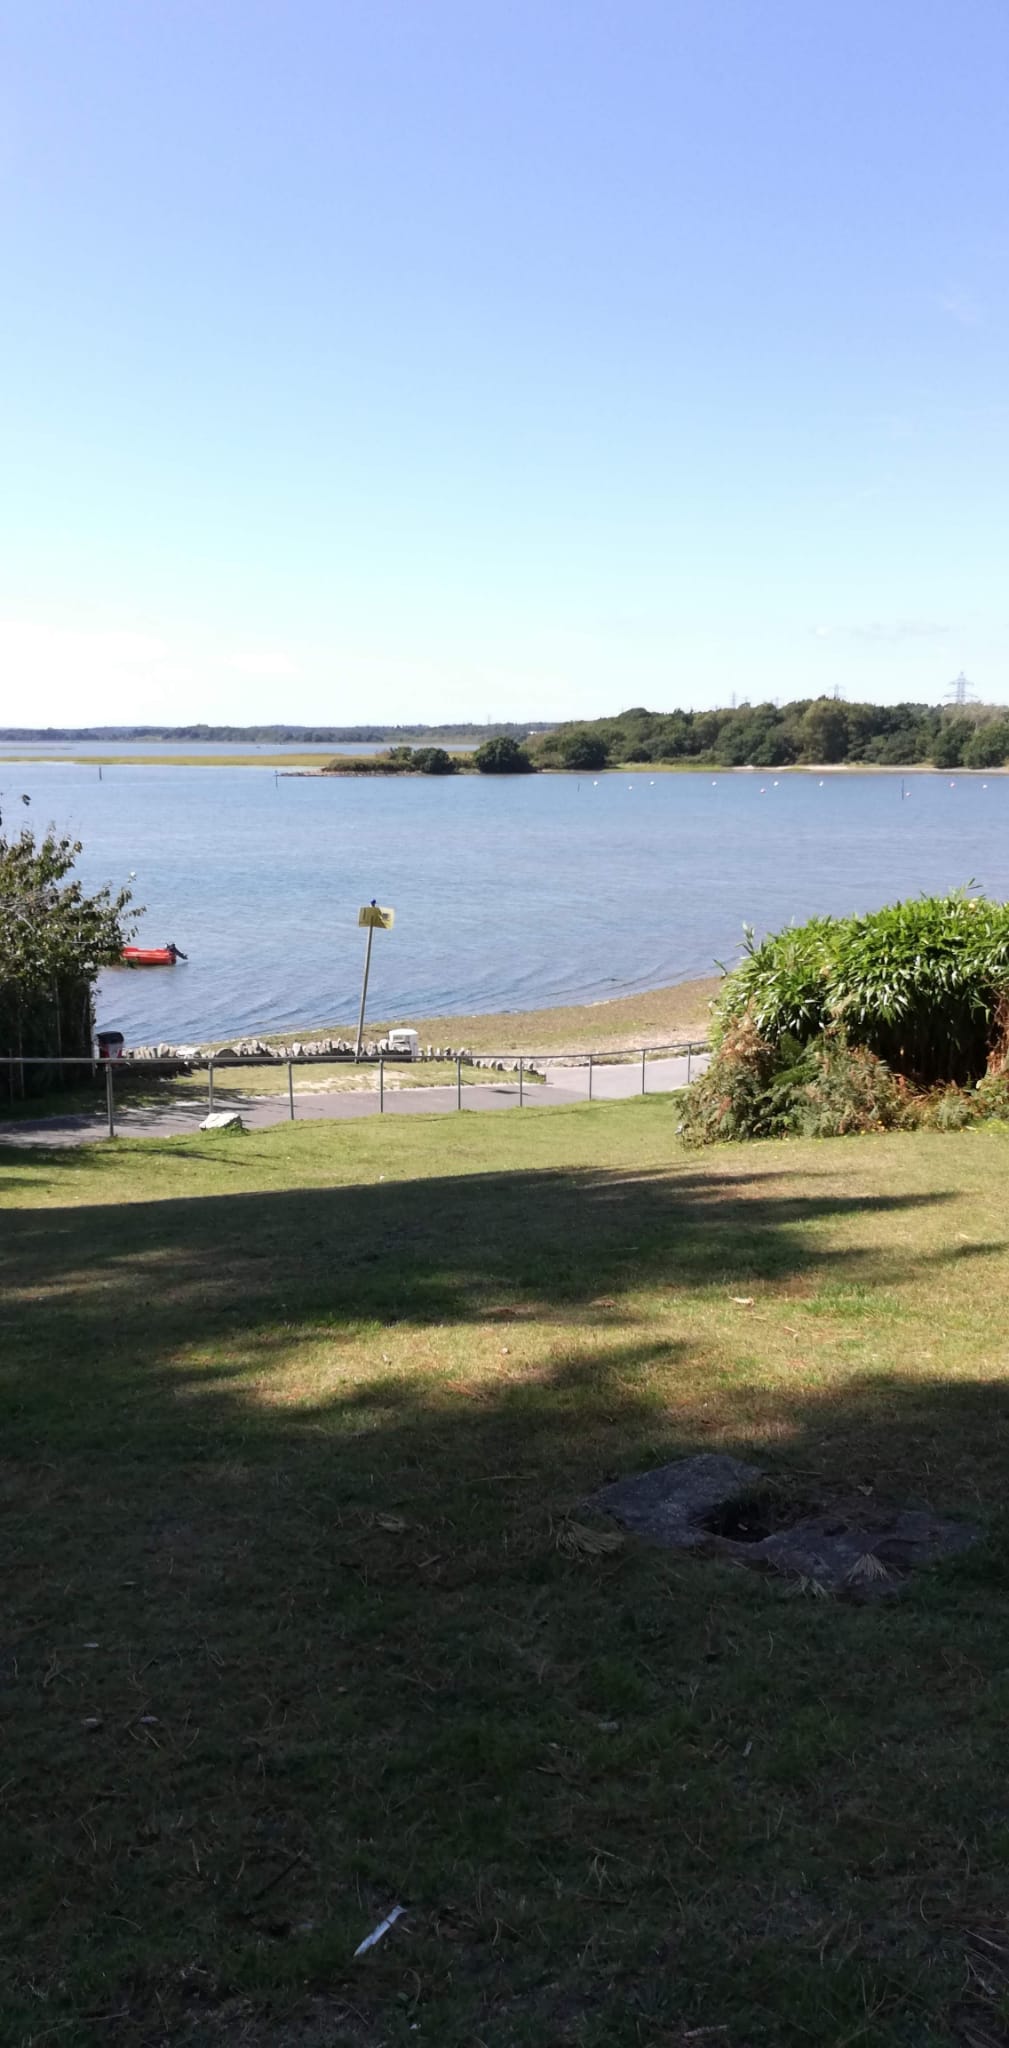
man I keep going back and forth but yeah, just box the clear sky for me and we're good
[1,0,1006,725]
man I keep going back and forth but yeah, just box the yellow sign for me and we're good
[358,904,395,929]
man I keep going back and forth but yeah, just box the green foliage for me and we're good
[473,735,535,773]
[411,745,457,774]
[796,1035,908,1136]
[964,721,1009,769]
[931,719,971,769]
[678,1019,908,1145]
[0,811,134,1089]
[557,730,610,770]
[528,699,1009,769]
[714,893,1009,1088]
[799,698,849,762]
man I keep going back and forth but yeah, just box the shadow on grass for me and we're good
[0,1160,968,1409]
[3,1159,1009,2047]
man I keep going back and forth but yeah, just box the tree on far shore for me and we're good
[473,736,535,774]
[558,731,609,770]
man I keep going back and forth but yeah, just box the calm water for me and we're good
[0,739,425,758]
[5,758,1007,1044]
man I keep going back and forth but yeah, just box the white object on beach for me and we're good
[354,1904,405,1956]
[384,1026,419,1059]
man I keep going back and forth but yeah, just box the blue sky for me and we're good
[1,0,1006,723]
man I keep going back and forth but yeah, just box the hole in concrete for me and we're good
[585,1454,980,1600]
[702,1490,814,1544]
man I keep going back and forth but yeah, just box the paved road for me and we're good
[0,1051,709,1148]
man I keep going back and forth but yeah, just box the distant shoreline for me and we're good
[2,751,1005,775]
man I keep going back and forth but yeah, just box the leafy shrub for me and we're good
[715,893,1009,1087]
[0,813,134,1094]
[473,736,535,774]
[679,1025,907,1146]
[794,1037,906,1137]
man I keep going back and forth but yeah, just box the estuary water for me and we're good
[5,756,1008,1044]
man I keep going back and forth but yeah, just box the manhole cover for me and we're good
[586,1455,979,1599]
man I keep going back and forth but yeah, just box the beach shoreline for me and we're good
[212,974,721,1058]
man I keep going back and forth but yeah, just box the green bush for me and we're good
[678,1023,908,1146]
[795,1036,907,1137]
[473,736,535,774]
[558,732,609,770]
[682,893,1009,1144]
[715,893,1009,1088]
[0,813,134,1094]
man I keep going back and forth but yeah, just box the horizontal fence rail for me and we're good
[0,1040,709,1142]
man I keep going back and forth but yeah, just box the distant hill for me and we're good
[0,722,556,743]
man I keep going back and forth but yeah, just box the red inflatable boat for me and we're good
[119,943,187,968]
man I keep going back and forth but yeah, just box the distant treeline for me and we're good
[0,722,552,744]
[530,701,1009,770]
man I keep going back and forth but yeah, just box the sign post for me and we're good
[355,901,395,1060]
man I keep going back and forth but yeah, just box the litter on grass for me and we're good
[354,1904,405,1957]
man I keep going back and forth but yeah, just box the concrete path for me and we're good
[0,1050,708,1148]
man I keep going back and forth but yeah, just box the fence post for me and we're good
[641,1048,647,1095]
[518,1058,524,1107]
[588,1052,593,1101]
[379,1055,384,1113]
[105,1060,115,1139]
[288,1059,295,1120]
[456,1055,462,1110]
[208,1059,215,1114]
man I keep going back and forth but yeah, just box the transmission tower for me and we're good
[945,670,977,707]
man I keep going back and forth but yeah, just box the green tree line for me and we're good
[530,700,1009,770]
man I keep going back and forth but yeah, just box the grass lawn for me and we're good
[3,1102,1009,2046]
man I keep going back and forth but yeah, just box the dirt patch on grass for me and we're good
[589,1454,979,1597]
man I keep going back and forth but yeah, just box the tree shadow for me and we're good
[4,1156,1009,2046]
[0,1160,971,1414]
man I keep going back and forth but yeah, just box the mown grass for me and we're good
[3,1104,1009,2046]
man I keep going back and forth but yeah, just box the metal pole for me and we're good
[355,922,375,1061]
[687,1044,692,1085]
[105,1060,115,1139]
[641,1048,647,1095]
[456,1055,462,1110]
[288,1059,295,1120]
[208,1059,215,1113]
[519,1058,524,1107]
[588,1053,593,1101]
[379,1055,384,1113]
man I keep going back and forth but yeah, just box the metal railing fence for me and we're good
[0,1039,708,1140]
